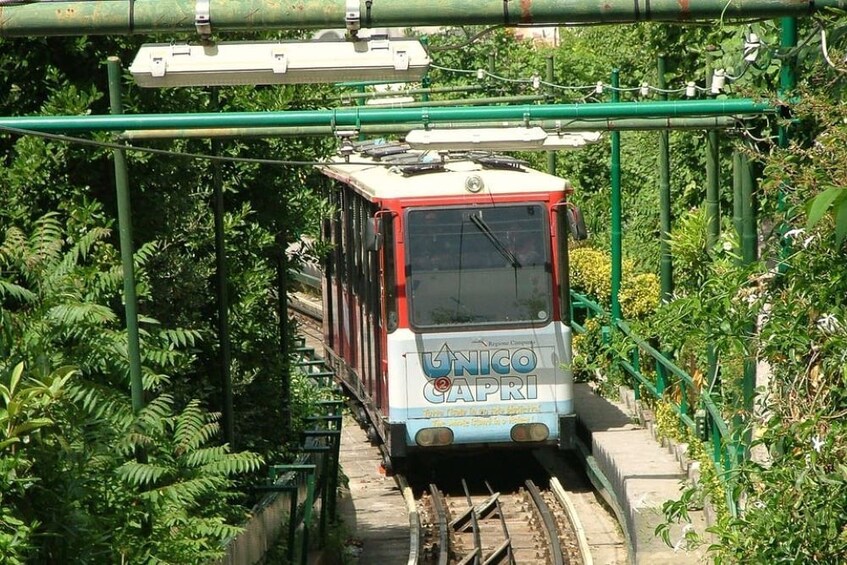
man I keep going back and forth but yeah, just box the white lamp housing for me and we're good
[542,131,603,149]
[405,127,548,151]
[405,128,602,151]
[129,39,431,87]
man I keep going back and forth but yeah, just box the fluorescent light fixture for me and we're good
[405,128,603,151]
[129,39,430,87]
[405,127,548,151]
[542,131,603,149]
[365,96,416,106]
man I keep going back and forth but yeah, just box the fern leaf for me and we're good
[199,451,264,476]
[0,280,37,303]
[173,400,205,455]
[118,461,171,487]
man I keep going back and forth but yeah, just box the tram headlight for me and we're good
[415,427,454,447]
[510,423,549,443]
[465,175,484,193]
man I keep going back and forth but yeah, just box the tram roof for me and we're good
[319,144,569,201]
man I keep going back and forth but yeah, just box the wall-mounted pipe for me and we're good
[118,116,740,141]
[1,0,843,37]
[0,100,771,134]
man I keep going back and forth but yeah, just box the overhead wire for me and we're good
[0,124,380,167]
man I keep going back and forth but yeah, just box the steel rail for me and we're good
[429,484,451,565]
[483,481,515,565]
[458,479,483,565]
[398,474,422,565]
[525,480,565,565]
[550,477,592,565]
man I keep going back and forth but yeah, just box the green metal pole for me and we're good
[546,55,557,176]
[777,17,797,266]
[118,116,741,141]
[733,151,743,254]
[0,99,774,134]
[657,54,673,301]
[210,89,235,447]
[740,153,757,451]
[778,18,797,148]
[0,0,843,37]
[705,48,720,247]
[107,57,144,415]
[278,229,291,438]
[741,155,757,264]
[610,69,622,322]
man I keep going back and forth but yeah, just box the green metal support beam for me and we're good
[107,57,145,415]
[0,100,772,135]
[610,69,622,322]
[657,54,673,301]
[118,116,740,140]
[705,49,721,247]
[0,0,843,37]
[210,89,235,448]
[546,55,557,176]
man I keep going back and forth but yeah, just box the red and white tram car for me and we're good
[319,140,581,467]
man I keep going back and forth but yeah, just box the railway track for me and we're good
[420,478,583,564]
[289,291,594,565]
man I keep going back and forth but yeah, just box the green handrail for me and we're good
[570,290,739,516]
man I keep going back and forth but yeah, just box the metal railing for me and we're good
[570,291,739,516]
[220,337,344,565]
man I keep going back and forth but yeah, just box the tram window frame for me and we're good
[404,204,554,330]
[382,212,398,333]
[556,202,572,327]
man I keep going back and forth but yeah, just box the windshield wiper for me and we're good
[468,212,521,269]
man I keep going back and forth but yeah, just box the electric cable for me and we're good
[0,124,383,167]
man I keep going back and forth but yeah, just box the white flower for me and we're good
[816,313,842,334]
[811,435,825,453]
[802,234,816,249]
[722,240,733,251]
[784,228,805,239]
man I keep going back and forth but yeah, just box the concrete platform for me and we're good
[574,384,708,564]
[335,414,409,563]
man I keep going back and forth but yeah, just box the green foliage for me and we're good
[570,247,613,302]
[570,246,659,318]
[0,211,267,561]
[0,362,72,563]
[110,397,263,563]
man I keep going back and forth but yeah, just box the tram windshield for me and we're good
[406,204,553,329]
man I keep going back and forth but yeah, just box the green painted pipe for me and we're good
[546,55,556,175]
[107,57,144,415]
[657,54,673,301]
[740,152,757,453]
[119,116,739,140]
[777,17,797,267]
[0,100,771,134]
[778,17,798,149]
[0,0,843,37]
[705,48,720,247]
[610,69,622,322]
[210,89,234,448]
[741,155,757,264]
[733,151,743,254]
